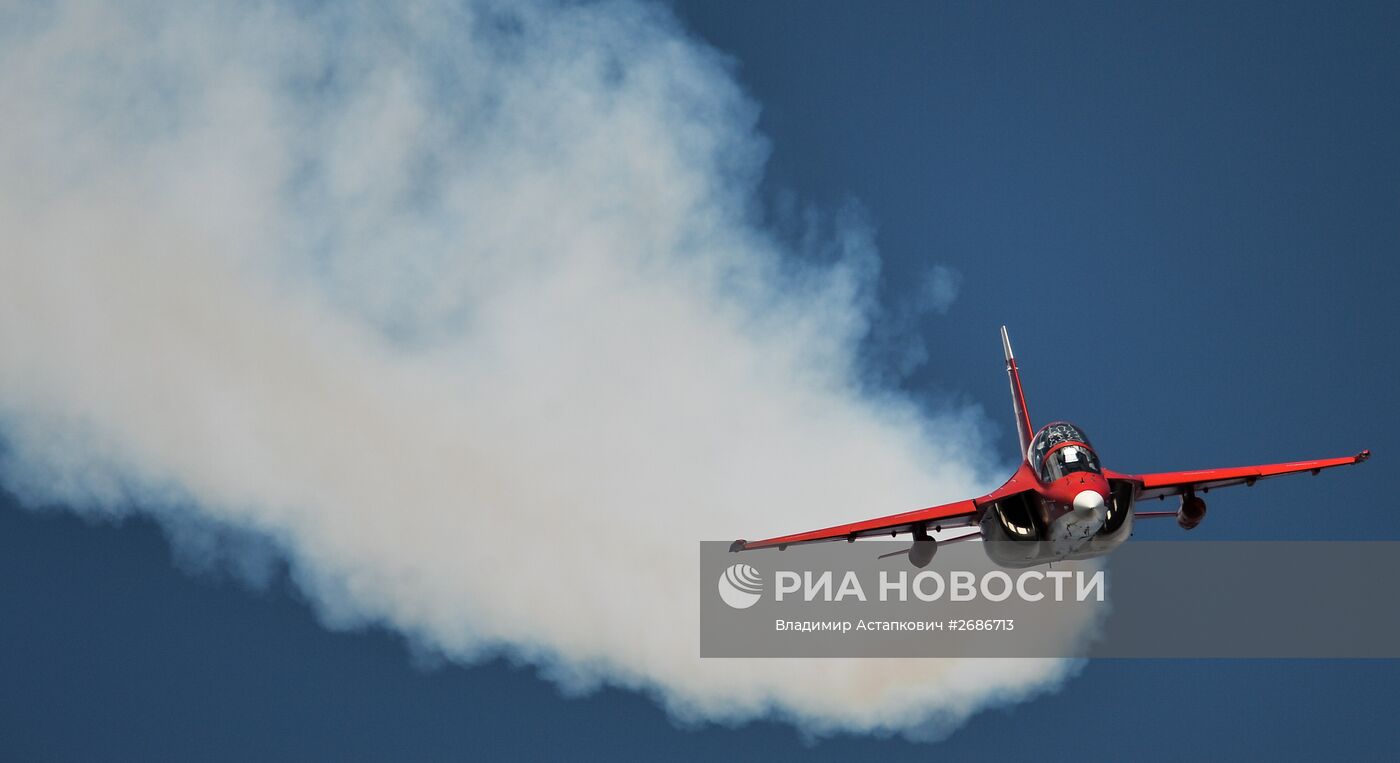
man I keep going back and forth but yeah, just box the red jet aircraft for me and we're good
[731,326,1370,568]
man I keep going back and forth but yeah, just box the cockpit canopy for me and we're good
[1029,421,1100,482]
[1041,442,1101,481]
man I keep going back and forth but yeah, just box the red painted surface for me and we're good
[1006,355,1033,459]
[731,329,1368,555]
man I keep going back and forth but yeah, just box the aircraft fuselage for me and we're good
[978,422,1135,567]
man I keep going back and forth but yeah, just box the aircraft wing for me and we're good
[1109,450,1370,502]
[729,497,982,552]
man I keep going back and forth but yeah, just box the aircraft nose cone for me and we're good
[1073,489,1106,515]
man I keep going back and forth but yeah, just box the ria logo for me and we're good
[717,563,764,609]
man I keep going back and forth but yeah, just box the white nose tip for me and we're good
[1073,490,1106,514]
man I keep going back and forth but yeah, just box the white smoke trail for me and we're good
[0,0,1084,737]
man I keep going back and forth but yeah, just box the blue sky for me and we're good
[3,0,1399,759]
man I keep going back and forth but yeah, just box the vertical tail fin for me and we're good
[1001,325,1034,460]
